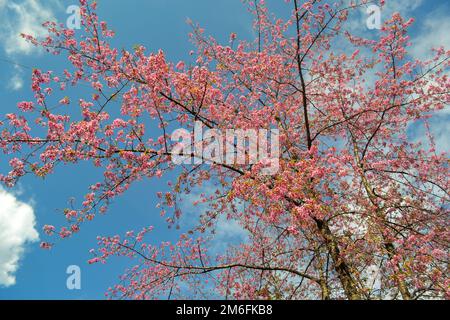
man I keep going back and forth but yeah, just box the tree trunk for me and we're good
[315,218,362,300]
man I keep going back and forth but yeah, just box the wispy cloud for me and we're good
[410,6,450,60]
[344,0,424,35]
[0,0,60,90]
[408,5,450,153]
[0,188,39,287]
[7,66,25,91]
[340,1,449,153]
[179,183,248,253]
[0,0,59,55]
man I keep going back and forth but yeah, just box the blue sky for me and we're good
[0,0,448,299]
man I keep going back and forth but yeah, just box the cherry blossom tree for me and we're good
[1,0,448,300]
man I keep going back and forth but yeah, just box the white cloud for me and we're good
[211,212,249,252]
[0,0,58,55]
[179,183,249,252]
[432,119,450,153]
[408,6,450,154]
[8,74,24,91]
[410,8,450,60]
[409,116,450,154]
[382,0,424,14]
[7,66,24,91]
[344,0,424,35]
[0,188,39,287]
[343,0,448,61]
[0,0,60,90]
[339,1,449,153]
